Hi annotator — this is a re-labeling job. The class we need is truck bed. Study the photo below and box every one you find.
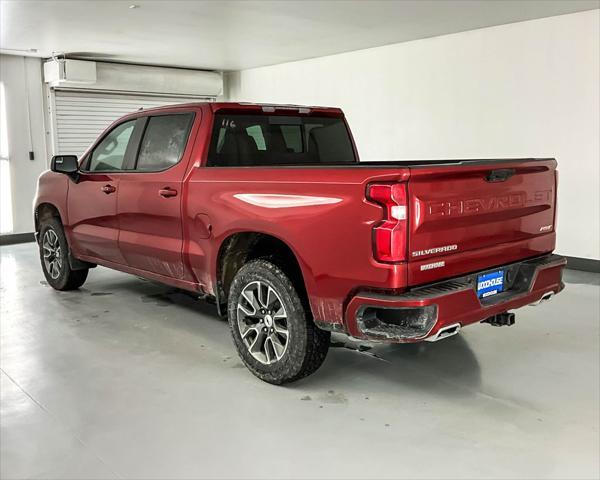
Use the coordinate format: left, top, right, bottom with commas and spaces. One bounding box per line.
207, 158, 553, 168
358, 157, 553, 167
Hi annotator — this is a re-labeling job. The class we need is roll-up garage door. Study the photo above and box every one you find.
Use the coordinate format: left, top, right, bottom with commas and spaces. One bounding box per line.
54, 90, 209, 156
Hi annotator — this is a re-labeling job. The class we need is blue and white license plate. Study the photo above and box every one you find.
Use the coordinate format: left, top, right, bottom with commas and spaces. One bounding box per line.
477, 270, 505, 298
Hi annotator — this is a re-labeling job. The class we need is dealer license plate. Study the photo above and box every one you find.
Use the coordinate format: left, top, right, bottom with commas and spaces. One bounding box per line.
477, 270, 505, 298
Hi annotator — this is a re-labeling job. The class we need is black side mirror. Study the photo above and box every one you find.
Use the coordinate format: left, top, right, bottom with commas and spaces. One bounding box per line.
50, 155, 79, 175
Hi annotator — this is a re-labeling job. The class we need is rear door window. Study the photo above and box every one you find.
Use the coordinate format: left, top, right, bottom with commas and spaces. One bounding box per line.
135, 113, 194, 172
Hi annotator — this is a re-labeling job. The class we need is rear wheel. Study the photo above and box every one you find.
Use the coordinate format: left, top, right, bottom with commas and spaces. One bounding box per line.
39, 217, 88, 291
228, 259, 330, 384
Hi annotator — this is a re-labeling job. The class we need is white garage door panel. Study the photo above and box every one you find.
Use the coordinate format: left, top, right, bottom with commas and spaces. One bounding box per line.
54, 91, 210, 156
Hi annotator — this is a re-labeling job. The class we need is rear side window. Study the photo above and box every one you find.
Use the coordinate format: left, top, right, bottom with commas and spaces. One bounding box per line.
136, 114, 194, 171
88, 120, 136, 172
207, 113, 356, 166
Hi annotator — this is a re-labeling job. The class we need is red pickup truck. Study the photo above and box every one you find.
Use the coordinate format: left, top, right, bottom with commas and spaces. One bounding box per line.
34, 102, 566, 384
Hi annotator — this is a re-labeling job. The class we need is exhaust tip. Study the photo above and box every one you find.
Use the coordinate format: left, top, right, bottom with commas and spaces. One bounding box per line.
529, 290, 555, 307
425, 323, 461, 342
542, 292, 554, 302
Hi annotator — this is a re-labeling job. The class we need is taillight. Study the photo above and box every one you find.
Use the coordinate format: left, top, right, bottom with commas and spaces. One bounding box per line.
367, 182, 408, 263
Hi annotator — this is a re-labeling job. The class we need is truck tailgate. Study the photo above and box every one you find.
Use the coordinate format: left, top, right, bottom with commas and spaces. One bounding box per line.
407, 159, 557, 286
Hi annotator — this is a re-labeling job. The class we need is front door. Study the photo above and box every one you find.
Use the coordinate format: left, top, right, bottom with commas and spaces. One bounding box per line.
67, 119, 138, 265
117, 112, 196, 279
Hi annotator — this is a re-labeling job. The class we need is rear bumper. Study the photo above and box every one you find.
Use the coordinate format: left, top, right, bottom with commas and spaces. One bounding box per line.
345, 254, 566, 343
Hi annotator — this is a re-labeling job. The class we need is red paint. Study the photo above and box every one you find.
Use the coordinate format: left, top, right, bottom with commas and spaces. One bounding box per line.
346, 256, 566, 341
35, 102, 565, 342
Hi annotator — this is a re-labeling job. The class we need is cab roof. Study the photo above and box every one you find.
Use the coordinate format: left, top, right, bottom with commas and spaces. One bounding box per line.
131, 101, 343, 116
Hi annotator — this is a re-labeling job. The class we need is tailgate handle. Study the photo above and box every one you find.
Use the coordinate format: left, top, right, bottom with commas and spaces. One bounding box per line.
486, 168, 515, 182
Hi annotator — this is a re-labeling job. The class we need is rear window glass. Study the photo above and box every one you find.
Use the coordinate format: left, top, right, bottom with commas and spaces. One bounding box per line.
136, 114, 193, 171
207, 113, 356, 166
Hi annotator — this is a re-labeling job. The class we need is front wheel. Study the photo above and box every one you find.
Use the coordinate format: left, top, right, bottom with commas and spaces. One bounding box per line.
228, 259, 330, 384
39, 217, 88, 291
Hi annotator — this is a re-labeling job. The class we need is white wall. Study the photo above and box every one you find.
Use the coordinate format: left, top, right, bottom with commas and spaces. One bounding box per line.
227, 10, 600, 260
0, 55, 48, 234
0, 57, 222, 235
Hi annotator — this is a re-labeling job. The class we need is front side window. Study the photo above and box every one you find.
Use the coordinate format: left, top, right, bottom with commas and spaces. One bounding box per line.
207, 113, 356, 167
88, 120, 136, 172
135, 114, 193, 172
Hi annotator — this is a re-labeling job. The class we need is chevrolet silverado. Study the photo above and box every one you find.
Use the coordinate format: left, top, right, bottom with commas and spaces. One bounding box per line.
34, 102, 566, 383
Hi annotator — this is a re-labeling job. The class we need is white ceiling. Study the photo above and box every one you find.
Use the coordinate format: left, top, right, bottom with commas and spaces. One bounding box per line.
1, 0, 598, 71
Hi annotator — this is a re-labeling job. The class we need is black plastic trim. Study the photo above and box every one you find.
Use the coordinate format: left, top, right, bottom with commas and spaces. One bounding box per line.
0, 233, 36, 245
358, 254, 566, 304
564, 256, 600, 273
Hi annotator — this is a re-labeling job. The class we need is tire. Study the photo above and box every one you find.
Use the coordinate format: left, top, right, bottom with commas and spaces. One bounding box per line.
228, 259, 330, 384
38, 217, 88, 291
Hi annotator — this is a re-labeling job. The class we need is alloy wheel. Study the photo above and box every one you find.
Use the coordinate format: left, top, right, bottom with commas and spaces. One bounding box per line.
237, 280, 289, 365
42, 229, 62, 280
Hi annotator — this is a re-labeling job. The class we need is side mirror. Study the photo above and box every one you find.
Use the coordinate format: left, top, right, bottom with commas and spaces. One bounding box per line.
50, 155, 79, 175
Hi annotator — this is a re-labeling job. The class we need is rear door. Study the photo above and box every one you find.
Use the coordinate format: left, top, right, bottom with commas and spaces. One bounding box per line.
407, 159, 557, 285
117, 112, 196, 279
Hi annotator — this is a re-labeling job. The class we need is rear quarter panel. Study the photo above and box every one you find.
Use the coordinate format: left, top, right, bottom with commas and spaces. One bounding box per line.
183, 166, 410, 325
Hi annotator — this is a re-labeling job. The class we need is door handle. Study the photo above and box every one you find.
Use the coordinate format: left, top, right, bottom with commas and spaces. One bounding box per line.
159, 187, 178, 198
101, 184, 116, 194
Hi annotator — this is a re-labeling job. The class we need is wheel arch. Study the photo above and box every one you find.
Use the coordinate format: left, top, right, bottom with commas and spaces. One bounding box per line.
215, 231, 311, 316
35, 203, 64, 235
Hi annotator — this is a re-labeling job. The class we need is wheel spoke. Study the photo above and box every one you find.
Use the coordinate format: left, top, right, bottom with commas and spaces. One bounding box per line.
243, 288, 262, 315
273, 322, 288, 337
240, 320, 261, 339
264, 338, 273, 363
238, 302, 255, 317
249, 329, 266, 355
272, 304, 286, 319
240, 326, 256, 339
257, 282, 269, 308
266, 286, 277, 309
269, 334, 286, 359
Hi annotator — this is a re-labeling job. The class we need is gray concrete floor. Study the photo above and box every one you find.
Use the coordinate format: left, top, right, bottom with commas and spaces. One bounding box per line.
1, 243, 598, 480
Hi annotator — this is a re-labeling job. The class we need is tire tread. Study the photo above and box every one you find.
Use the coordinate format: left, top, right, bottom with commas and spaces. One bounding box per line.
39, 217, 88, 291
228, 259, 329, 384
